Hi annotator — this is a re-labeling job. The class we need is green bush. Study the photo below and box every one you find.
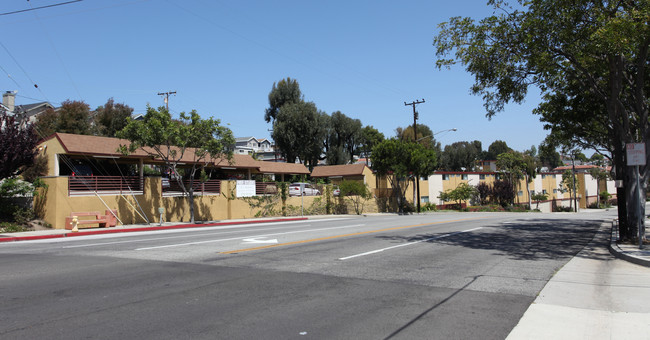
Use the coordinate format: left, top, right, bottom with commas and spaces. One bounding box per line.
0, 222, 29, 233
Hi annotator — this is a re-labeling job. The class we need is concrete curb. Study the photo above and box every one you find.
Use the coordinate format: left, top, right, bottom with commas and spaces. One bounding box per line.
0, 217, 308, 243
608, 223, 650, 268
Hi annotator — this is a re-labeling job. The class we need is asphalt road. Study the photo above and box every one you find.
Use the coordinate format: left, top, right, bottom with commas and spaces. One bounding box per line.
0, 210, 616, 339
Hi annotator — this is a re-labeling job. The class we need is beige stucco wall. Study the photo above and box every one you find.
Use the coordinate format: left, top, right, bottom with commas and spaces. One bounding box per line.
39, 177, 325, 229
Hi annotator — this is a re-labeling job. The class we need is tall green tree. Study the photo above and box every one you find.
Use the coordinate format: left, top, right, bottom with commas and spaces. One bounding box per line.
372, 139, 437, 213
272, 101, 325, 170
94, 98, 134, 137
434, 0, 650, 240
440, 140, 482, 171
484, 140, 512, 161
117, 106, 234, 224
359, 125, 385, 165
325, 111, 362, 165
264, 77, 302, 123
538, 137, 563, 170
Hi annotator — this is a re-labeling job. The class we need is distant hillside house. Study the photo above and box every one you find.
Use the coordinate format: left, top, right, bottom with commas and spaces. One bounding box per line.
234, 136, 277, 161
2, 91, 55, 123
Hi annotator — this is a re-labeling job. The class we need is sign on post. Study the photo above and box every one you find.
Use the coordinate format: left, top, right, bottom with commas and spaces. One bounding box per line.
626, 143, 646, 166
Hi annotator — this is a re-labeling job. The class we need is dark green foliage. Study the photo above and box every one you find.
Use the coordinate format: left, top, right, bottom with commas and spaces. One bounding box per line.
359, 125, 385, 165
324, 111, 362, 165
440, 140, 482, 171
94, 98, 134, 137
484, 140, 511, 161
271, 101, 325, 170
265, 77, 302, 123
35, 100, 92, 136
0, 111, 37, 179
22, 154, 48, 183
491, 180, 515, 207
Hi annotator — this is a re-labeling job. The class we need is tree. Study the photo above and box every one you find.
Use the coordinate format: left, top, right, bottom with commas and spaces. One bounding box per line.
338, 180, 372, 215
359, 125, 385, 166
272, 101, 325, 170
438, 182, 476, 208
588, 166, 610, 209
484, 140, 512, 160
0, 111, 38, 179
433, 0, 649, 241
492, 180, 515, 207
439, 140, 482, 171
117, 106, 234, 224
538, 137, 563, 170
559, 169, 580, 212
531, 192, 548, 210
497, 151, 525, 200
35, 100, 92, 136
325, 111, 362, 165
475, 182, 491, 206
372, 139, 437, 213
264, 77, 302, 123
94, 98, 134, 137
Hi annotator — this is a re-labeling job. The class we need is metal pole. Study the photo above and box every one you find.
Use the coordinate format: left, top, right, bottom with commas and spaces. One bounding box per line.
572, 154, 578, 212
637, 165, 643, 249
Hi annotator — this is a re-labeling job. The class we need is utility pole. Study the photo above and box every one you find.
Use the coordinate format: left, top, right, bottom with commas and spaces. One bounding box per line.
405, 99, 425, 213
157, 91, 176, 111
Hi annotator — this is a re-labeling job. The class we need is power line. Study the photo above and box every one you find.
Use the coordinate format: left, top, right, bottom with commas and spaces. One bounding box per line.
0, 0, 83, 16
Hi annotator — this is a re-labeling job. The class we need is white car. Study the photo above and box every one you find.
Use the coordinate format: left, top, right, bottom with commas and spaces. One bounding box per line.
289, 183, 321, 196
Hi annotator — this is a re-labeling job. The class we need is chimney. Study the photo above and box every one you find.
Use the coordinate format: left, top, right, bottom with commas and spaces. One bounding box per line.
3, 91, 16, 112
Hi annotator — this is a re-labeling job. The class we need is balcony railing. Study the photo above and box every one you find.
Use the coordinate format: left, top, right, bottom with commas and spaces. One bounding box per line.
68, 176, 143, 196
256, 182, 278, 195
162, 179, 221, 196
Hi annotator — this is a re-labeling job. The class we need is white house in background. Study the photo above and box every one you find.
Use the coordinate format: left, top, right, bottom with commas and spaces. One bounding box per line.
234, 137, 277, 161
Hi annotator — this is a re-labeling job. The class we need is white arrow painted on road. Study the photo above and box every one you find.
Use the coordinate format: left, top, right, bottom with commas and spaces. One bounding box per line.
242, 237, 278, 244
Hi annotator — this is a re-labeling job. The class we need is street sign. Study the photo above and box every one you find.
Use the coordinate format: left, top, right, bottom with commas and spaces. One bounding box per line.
626, 143, 646, 166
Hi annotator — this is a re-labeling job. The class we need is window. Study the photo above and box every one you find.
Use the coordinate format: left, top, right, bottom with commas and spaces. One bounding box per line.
461, 174, 468, 180
553, 189, 557, 193
479, 174, 485, 180
421, 196, 429, 203
442, 174, 449, 180
542, 189, 547, 194
518, 191, 524, 196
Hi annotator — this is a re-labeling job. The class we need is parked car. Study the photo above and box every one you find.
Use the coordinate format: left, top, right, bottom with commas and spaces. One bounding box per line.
289, 182, 321, 196
333, 186, 340, 196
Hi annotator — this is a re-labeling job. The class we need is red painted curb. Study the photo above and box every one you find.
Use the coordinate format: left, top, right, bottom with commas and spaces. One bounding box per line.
0, 217, 308, 242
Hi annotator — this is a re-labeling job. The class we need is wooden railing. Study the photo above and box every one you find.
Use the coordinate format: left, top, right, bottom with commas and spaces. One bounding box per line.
68, 176, 143, 196
256, 182, 278, 195
162, 179, 221, 196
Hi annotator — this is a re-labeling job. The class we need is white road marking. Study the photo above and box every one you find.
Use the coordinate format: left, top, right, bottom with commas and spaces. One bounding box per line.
135, 224, 366, 251
242, 237, 278, 244
338, 227, 483, 260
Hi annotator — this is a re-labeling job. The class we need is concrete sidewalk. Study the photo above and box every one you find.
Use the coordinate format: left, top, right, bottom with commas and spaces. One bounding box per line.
507, 223, 650, 340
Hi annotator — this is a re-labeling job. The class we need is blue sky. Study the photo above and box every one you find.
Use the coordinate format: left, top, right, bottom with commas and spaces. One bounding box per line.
1, 0, 548, 152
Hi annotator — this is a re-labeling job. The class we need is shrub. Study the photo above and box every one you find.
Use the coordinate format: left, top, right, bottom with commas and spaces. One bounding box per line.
339, 180, 372, 215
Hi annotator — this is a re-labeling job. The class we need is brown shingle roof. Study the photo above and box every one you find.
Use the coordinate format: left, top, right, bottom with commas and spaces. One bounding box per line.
49, 133, 260, 169
257, 161, 310, 175
311, 163, 368, 178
